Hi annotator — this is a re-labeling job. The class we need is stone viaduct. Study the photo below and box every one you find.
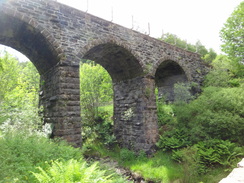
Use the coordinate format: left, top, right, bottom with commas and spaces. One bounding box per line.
0, 0, 207, 152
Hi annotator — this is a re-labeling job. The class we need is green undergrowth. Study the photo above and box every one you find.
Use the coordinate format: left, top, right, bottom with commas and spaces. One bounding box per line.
82, 143, 243, 183
0, 130, 127, 183
83, 143, 183, 182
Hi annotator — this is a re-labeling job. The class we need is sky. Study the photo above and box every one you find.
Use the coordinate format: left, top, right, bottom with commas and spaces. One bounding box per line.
0, 0, 242, 62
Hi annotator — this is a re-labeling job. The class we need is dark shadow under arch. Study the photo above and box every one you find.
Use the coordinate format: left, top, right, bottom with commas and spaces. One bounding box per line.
155, 60, 188, 102
0, 12, 60, 74
82, 43, 144, 82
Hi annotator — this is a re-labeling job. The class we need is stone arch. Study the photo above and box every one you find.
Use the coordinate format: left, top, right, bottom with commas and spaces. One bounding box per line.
79, 39, 158, 152
80, 38, 144, 82
0, 7, 83, 147
155, 56, 190, 102
0, 8, 63, 74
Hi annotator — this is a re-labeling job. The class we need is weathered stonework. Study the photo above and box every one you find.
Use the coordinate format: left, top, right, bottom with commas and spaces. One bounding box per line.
0, 0, 208, 152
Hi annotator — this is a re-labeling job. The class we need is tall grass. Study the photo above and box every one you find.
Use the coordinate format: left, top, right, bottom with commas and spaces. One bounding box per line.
83, 144, 183, 182
0, 129, 126, 183
83, 143, 240, 183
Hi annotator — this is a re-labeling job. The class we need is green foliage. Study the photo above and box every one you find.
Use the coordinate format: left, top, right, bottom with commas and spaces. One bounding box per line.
0, 129, 82, 182
0, 51, 40, 126
161, 33, 217, 62
80, 62, 115, 146
119, 148, 136, 161
205, 55, 237, 87
203, 48, 217, 63
196, 140, 243, 167
156, 128, 191, 151
173, 82, 193, 103
88, 144, 183, 183
82, 105, 116, 147
80, 62, 113, 123
173, 86, 244, 144
172, 140, 243, 175
220, 1, 244, 76
117, 149, 183, 182
33, 159, 123, 183
157, 98, 176, 127
0, 57, 3, 70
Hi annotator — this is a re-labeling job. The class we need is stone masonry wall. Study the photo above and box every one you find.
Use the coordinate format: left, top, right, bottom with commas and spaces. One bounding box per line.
39, 64, 81, 147
113, 76, 158, 153
0, 0, 208, 152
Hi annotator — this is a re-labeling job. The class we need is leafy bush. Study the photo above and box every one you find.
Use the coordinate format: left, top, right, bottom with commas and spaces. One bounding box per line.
80, 62, 115, 147
80, 62, 113, 125
33, 159, 125, 183
174, 82, 193, 103
82, 108, 117, 147
0, 129, 82, 182
157, 98, 176, 128
156, 128, 191, 151
172, 140, 243, 175
120, 148, 136, 161
204, 55, 244, 87
173, 86, 244, 145
0, 52, 40, 126
196, 139, 243, 167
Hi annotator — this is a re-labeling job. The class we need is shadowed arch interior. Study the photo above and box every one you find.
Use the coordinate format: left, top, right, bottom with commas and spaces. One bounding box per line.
155, 60, 188, 101
83, 43, 144, 82
0, 13, 59, 74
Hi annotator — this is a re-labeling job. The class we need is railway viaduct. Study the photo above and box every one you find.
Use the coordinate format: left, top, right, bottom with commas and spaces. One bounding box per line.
0, 0, 207, 152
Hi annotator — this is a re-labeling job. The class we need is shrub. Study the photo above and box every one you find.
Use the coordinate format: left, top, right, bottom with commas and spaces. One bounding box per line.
120, 148, 136, 161
172, 140, 243, 175
174, 82, 193, 103
82, 108, 117, 147
33, 159, 125, 183
157, 99, 176, 127
0, 129, 81, 182
196, 139, 243, 167
173, 86, 244, 145
156, 128, 191, 151
80, 62, 113, 127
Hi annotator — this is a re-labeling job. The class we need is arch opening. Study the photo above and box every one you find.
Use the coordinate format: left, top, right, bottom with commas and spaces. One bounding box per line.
155, 60, 188, 102
0, 46, 41, 130
83, 43, 144, 82
79, 61, 114, 145
0, 12, 83, 146
0, 13, 60, 74
82, 43, 150, 150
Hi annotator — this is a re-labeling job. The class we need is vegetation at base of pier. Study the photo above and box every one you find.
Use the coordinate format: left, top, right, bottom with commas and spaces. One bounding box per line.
0, 129, 126, 183
0, 1, 243, 182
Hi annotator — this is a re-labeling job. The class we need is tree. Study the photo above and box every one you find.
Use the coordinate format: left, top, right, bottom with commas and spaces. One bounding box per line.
203, 48, 217, 63
220, 2, 244, 76
0, 51, 40, 126
204, 55, 232, 87
161, 33, 190, 50
0, 58, 2, 71
79, 62, 113, 123
79, 62, 114, 144
195, 40, 208, 57
161, 33, 216, 61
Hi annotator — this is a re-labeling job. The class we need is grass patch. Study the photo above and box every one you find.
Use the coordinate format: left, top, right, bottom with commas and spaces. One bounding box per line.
83, 143, 183, 182
83, 143, 241, 183
0, 130, 127, 183
98, 104, 113, 113
129, 152, 183, 182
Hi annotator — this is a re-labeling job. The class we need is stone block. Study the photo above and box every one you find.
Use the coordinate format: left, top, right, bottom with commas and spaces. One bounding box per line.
1, 0, 207, 151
